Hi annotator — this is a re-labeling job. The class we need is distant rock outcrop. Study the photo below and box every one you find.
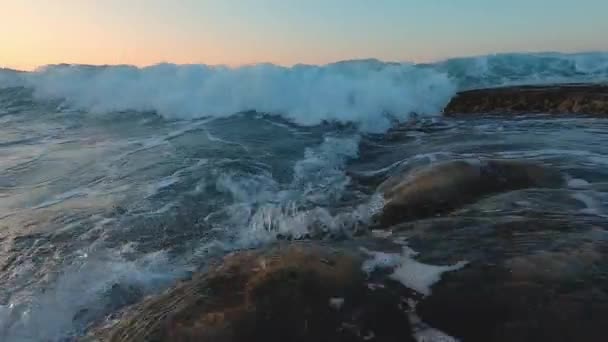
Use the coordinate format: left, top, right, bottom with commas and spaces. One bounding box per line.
444, 84, 608, 116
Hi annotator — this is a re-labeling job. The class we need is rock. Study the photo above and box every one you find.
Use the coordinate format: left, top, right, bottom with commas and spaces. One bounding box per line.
385, 214, 608, 342
417, 258, 608, 342
88, 243, 416, 342
376, 159, 563, 227
387, 214, 608, 268
444, 84, 608, 116
504, 242, 603, 282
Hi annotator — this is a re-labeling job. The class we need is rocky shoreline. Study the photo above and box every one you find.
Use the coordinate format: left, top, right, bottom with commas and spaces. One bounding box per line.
85, 85, 608, 341
444, 83, 608, 116
87, 159, 608, 342
87, 243, 422, 342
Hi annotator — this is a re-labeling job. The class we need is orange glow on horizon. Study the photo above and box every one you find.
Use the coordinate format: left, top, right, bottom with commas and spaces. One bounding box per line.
0, 1, 438, 71
2, 1, 606, 71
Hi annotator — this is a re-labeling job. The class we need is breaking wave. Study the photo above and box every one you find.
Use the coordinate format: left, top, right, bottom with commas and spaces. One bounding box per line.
1, 52, 606, 132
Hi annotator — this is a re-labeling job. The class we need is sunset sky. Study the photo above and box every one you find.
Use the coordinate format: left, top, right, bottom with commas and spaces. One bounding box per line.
2, 0, 607, 70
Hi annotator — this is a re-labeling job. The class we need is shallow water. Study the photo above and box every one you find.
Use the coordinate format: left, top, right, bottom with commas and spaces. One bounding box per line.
1, 53, 608, 341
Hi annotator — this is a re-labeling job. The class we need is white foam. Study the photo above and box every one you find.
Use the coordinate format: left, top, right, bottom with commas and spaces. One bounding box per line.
413, 324, 459, 342
147, 175, 179, 195
0, 61, 456, 132
409, 304, 460, 342
436, 51, 608, 89
0, 249, 187, 342
329, 297, 345, 310
145, 158, 210, 198
210, 135, 380, 246
371, 229, 393, 238
203, 128, 250, 151
31, 188, 87, 209
291, 135, 360, 202
147, 201, 178, 215
572, 192, 603, 216
2, 52, 608, 131
568, 178, 591, 189
235, 197, 380, 245
0, 62, 455, 133
362, 246, 467, 296
391, 258, 468, 296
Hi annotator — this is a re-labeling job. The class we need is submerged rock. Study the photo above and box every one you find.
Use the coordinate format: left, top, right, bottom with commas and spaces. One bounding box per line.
88, 243, 417, 342
376, 159, 564, 227
444, 83, 608, 116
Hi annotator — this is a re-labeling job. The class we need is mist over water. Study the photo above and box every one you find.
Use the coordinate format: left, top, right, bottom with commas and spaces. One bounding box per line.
0, 52, 608, 341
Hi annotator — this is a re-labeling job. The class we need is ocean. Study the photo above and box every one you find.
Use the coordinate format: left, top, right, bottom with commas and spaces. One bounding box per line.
1, 52, 608, 341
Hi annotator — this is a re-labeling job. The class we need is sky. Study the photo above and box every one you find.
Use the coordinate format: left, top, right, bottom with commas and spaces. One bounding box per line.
1, 0, 607, 70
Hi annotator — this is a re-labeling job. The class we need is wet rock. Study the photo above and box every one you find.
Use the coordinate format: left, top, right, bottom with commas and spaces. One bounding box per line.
383, 215, 608, 283
88, 243, 416, 342
444, 83, 608, 116
395, 214, 608, 342
504, 242, 603, 282
417, 255, 608, 342
383, 215, 607, 342
376, 159, 564, 227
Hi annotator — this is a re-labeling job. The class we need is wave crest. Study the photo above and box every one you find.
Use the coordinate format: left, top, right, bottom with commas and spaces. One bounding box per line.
1, 52, 607, 132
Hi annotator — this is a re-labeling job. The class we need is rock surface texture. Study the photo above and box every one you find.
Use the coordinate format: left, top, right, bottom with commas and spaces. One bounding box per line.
376, 159, 564, 227
87, 244, 417, 342
444, 84, 608, 116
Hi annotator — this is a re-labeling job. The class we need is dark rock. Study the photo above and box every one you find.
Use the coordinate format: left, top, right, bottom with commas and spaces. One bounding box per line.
444, 83, 608, 116
375, 159, 564, 227
88, 243, 415, 342
391, 214, 608, 342
417, 255, 608, 342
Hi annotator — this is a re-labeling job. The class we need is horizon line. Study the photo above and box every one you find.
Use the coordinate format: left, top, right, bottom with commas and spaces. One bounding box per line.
2, 49, 607, 73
